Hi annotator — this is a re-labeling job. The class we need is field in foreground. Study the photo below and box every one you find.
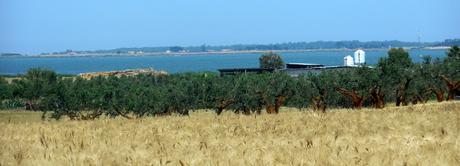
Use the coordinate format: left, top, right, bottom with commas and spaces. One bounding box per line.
0, 102, 459, 165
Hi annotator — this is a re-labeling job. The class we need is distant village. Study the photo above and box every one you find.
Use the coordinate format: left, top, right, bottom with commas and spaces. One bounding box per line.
1, 39, 458, 57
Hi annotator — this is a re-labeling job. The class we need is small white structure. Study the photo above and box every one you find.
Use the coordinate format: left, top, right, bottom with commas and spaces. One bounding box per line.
354, 49, 365, 65
344, 55, 354, 66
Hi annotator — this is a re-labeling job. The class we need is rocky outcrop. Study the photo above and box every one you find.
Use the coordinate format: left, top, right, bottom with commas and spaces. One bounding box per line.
78, 68, 167, 79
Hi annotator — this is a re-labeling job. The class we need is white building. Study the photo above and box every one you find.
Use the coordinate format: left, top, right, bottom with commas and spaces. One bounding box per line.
344, 55, 354, 66
354, 49, 365, 65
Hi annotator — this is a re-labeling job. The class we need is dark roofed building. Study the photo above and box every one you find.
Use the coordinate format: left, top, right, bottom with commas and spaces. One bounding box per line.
286, 63, 324, 69
218, 68, 275, 76
218, 62, 369, 77
280, 65, 361, 77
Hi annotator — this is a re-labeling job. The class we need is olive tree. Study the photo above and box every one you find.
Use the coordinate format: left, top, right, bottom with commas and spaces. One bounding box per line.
209, 75, 238, 115
440, 46, 460, 100
305, 71, 339, 112
333, 67, 378, 109
0, 77, 13, 109
378, 48, 414, 106
409, 56, 444, 103
0, 77, 9, 100
255, 72, 295, 114
230, 73, 261, 115
16, 68, 58, 111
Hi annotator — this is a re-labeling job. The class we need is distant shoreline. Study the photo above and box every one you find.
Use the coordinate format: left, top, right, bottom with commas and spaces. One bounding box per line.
0, 46, 449, 58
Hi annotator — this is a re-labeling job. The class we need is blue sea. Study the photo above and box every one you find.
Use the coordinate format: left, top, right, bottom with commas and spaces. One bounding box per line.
0, 49, 448, 75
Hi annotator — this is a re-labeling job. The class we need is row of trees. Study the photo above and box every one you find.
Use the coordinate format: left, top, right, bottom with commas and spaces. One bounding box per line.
0, 47, 459, 120
103, 39, 460, 53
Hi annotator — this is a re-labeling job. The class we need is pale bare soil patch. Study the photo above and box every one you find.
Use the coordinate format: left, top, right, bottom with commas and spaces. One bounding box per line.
0, 102, 459, 165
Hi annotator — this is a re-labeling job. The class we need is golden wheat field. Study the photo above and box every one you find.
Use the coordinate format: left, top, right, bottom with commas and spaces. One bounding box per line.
0, 102, 459, 166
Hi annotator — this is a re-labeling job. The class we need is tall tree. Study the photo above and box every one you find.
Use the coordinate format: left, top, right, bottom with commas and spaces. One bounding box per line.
440, 46, 460, 100
447, 45, 460, 59
210, 75, 237, 115
286, 75, 315, 110
253, 73, 294, 114
334, 67, 378, 109
18, 68, 58, 110
0, 77, 11, 102
306, 71, 338, 112
259, 52, 285, 69
378, 48, 414, 106
409, 56, 446, 103
231, 74, 260, 115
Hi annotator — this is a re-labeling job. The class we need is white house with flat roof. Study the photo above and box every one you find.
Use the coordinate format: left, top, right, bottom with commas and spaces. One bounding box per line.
354, 49, 365, 65
344, 55, 354, 66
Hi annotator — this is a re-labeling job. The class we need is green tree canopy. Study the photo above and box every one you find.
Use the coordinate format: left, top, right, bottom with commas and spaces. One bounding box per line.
447, 45, 460, 60
18, 68, 58, 110
259, 52, 284, 69
440, 46, 460, 100
378, 48, 414, 106
0, 77, 11, 101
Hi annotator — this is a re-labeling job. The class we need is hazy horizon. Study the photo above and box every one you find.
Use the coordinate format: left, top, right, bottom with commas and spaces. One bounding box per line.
1, 0, 459, 54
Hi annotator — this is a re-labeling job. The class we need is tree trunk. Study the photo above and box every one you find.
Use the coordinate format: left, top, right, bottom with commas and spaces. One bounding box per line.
312, 96, 326, 113
416, 95, 428, 104
370, 86, 385, 109
25, 101, 33, 110
249, 101, 263, 114
266, 104, 276, 114
260, 92, 277, 114
179, 109, 189, 116
234, 107, 251, 115
396, 79, 412, 106
80, 109, 103, 120
396, 95, 406, 106
242, 107, 251, 115
274, 95, 287, 113
114, 108, 134, 119
411, 98, 418, 105
429, 87, 444, 102
216, 99, 234, 115
440, 75, 460, 101
25, 100, 40, 111
447, 91, 457, 101
355, 98, 364, 109
411, 95, 425, 105
216, 107, 224, 115
336, 88, 365, 109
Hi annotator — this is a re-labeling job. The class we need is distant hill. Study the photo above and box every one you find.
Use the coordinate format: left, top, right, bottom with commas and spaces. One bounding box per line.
44, 39, 460, 55
1, 53, 23, 57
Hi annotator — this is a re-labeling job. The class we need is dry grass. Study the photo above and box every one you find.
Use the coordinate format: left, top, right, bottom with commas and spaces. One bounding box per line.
0, 102, 459, 165
0, 110, 44, 123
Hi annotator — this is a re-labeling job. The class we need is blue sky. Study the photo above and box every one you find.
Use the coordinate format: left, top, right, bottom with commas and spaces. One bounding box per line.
0, 0, 459, 54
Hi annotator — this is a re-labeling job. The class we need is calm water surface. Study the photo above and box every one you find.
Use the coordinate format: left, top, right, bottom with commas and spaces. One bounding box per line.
0, 49, 448, 75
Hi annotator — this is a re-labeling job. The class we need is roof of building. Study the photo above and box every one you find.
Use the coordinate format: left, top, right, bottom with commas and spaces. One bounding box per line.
218, 68, 276, 76
355, 49, 365, 53
218, 68, 275, 72
286, 63, 323, 66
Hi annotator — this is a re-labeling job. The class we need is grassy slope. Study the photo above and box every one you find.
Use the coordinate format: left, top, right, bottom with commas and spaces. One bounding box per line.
0, 101, 459, 165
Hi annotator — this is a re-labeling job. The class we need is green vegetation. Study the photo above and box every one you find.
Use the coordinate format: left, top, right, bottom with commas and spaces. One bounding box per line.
91, 39, 460, 54
0, 47, 459, 120
259, 52, 285, 69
